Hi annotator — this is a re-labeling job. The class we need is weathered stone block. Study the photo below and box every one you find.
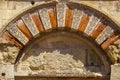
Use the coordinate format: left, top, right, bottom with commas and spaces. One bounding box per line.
84, 15, 100, 35
96, 26, 114, 44
111, 64, 120, 80
22, 14, 39, 36
39, 8, 52, 30
71, 8, 83, 29
56, 2, 66, 27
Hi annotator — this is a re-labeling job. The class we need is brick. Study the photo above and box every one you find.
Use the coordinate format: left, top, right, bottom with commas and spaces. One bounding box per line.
84, 14, 100, 35
16, 19, 33, 40
65, 7, 73, 28
3, 31, 23, 49
78, 10, 91, 32
71, 8, 83, 30
22, 14, 39, 36
101, 31, 120, 50
95, 26, 114, 45
48, 8, 57, 29
90, 20, 107, 39
31, 12, 44, 32
7, 24, 29, 45
0, 64, 14, 80
39, 8, 52, 30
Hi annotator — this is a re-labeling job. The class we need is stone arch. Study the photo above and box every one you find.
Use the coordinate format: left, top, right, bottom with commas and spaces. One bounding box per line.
0, 0, 120, 79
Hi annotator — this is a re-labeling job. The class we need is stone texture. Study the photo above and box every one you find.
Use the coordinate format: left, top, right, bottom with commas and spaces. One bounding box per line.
0, 1, 120, 80
31, 12, 44, 32
0, 45, 19, 64
101, 31, 120, 50
56, 2, 66, 27
39, 8, 52, 30
65, 7, 73, 28
111, 64, 120, 80
16, 19, 33, 39
22, 14, 39, 36
71, 8, 83, 29
90, 20, 106, 39
0, 1, 120, 29
17, 51, 103, 77
78, 10, 91, 32
7, 24, 29, 45
0, 64, 14, 80
95, 26, 114, 44
107, 39, 120, 63
48, 8, 57, 28
84, 15, 100, 35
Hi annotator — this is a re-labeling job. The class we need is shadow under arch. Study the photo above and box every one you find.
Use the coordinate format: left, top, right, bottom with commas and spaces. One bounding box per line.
15, 28, 111, 77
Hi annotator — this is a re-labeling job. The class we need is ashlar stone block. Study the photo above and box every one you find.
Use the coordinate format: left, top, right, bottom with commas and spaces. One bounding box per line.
111, 64, 120, 80
0, 64, 14, 80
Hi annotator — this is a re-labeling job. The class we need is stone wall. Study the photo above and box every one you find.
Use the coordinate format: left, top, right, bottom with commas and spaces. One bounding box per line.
0, 0, 120, 29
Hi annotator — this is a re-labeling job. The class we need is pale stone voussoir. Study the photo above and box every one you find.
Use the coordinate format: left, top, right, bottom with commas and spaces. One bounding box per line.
7, 24, 29, 45
56, 2, 66, 27
96, 26, 114, 45
39, 8, 52, 30
22, 14, 39, 36
71, 8, 83, 30
84, 14, 101, 35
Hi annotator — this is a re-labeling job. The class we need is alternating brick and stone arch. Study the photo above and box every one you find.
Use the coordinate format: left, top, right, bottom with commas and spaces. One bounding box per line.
0, 1, 120, 80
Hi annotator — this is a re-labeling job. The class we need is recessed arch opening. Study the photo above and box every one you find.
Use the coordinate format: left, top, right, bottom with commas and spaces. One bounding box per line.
14, 29, 111, 78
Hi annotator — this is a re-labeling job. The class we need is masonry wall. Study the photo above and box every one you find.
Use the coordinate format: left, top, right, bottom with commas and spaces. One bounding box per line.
0, 0, 120, 29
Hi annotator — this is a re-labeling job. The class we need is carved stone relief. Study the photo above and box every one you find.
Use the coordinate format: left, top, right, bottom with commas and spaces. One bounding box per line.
0, 40, 19, 64
107, 39, 120, 63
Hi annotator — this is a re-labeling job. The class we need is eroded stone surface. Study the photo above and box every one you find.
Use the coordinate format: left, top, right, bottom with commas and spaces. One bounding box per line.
16, 32, 107, 76
71, 8, 83, 29
107, 39, 120, 63
84, 15, 100, 35
17, 50, 103, 77
22, 14, 39, 36
7, 24, 29, 45
39, 8, 52, 30
96, 26, 114, 44
57, 2, 66, 27
0, 44, 19, 64
0, 64, 14, 80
